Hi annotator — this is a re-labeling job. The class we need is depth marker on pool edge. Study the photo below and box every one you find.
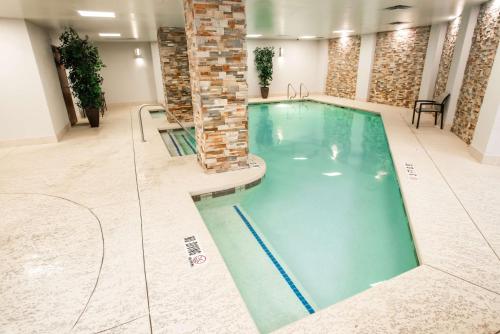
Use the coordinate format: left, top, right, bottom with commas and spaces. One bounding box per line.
233, 205, 315, 314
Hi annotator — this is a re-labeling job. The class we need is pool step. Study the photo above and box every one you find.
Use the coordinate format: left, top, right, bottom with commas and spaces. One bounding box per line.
199, 203, 316, 333
233, 205, 315, 315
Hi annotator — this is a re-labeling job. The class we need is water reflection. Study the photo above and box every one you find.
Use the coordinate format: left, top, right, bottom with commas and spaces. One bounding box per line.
254, 104, 275, 147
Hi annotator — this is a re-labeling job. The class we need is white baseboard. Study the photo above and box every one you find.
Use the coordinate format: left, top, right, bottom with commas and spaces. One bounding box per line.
469, 145, 500, 166
0, 123, 70, 148
0, 135, 58, 147
56, 123, 70, 141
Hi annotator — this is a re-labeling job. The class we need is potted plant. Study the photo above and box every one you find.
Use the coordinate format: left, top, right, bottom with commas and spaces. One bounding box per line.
59, 27, 105, 127
254, 47, 275, 99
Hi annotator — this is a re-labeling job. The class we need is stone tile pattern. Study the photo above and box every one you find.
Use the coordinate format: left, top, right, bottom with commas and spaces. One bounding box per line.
452, 0, 500, 144
325, 36, 361, 99
183, 0, 249, 173
434, 17, 462, 99
369, 26, 431, 108
157, 27, 193, 123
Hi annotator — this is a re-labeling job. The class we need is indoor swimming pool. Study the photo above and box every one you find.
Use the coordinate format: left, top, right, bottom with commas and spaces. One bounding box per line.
196, 101, 418, 333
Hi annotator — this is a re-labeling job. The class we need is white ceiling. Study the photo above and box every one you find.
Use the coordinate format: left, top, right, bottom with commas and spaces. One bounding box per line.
0, 0, 489, 41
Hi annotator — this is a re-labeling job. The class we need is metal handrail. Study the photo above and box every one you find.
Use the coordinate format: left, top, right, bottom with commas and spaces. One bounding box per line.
300, 83, 310, 98
287, 83, 297, 99
138, 104, 196, 143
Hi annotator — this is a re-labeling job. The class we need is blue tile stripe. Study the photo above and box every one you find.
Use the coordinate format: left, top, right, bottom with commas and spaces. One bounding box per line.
181, 134, 196, 154
233, 205, 315, 314
167, 132, 182, 156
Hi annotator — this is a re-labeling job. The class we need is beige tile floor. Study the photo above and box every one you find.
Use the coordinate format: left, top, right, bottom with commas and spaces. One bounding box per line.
0, 97, 499, 333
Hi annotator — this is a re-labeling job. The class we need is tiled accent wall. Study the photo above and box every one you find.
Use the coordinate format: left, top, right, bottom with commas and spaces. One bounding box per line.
183, 0, 249, 173
369, 26, 431, 108
325, 36, 361, 99
157, 27, 193, 123
452, 1, 500, 144
434, 17, 462, 99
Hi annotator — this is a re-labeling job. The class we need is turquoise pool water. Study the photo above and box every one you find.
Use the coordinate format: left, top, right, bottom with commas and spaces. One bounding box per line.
196, 101, 418, 333
149, 109, 166, 119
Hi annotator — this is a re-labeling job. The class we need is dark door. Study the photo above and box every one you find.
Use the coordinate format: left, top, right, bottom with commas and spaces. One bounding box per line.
51, 45, 78, 126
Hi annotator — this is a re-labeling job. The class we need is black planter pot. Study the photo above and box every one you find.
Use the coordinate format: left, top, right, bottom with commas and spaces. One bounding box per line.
260, 87, 269, 99
86, 108, 100, 128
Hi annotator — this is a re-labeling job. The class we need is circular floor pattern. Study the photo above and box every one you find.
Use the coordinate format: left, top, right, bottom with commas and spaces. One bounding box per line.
0, 193, 104, 333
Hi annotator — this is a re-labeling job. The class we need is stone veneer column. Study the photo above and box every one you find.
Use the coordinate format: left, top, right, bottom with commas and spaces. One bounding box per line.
157, 27, 193, 123
369, 26, 431, 108
325, 36, 361, 99
183, 0, 248, 173
471, 40, 500, 164
452, 0, 500, 144
433, 17, 462, 99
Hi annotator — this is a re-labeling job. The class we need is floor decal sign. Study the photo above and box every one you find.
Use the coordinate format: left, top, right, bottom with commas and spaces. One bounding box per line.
404, 162, 418, 180
184, 235, 207, 267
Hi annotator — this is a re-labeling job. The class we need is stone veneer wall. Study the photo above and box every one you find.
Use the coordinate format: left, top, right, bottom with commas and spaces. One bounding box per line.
369, 26, 431, 108
183, 0, 248, 173
325, 36, 361, 99
452, 0, 500, 144
434, 17, 462, 99
157, 27, 193, 122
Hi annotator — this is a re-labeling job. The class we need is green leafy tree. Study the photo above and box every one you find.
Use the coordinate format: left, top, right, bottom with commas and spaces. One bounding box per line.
254, 47, 275, 87
59, 27, 105, 110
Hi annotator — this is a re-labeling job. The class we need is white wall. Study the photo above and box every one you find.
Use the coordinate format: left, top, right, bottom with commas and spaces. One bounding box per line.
419, 23, 447, 99
317, 40, 329, 94
247, 39, 328, 97
96, 42, 157, 105
0, 19, 68, 144
356, 34, 376, 101
26, 21, 69, 136
150, 42, 166, 105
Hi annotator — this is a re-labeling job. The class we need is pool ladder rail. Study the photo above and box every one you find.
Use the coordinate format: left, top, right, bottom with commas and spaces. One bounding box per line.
287, 83, 297, 100
137, 104, 196, 143
300, 83, 310, 99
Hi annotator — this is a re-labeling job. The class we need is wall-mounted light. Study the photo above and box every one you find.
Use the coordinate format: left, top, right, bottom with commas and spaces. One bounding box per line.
134, 48, 143, 58
134, 48, 145, 66
279, 47, 284, 57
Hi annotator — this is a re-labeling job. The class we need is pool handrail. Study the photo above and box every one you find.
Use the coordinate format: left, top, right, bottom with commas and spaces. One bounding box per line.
300, 83, 310, 99
287, 83, 297, 99
137, 104, 196, 144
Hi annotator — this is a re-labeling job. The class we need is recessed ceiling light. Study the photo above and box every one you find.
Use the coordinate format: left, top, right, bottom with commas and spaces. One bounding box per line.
246, 34, 262, 38
78, 10, 116, 18
299, 36, 317, 39
99, 33, 121, 37
333, 30, 354, 34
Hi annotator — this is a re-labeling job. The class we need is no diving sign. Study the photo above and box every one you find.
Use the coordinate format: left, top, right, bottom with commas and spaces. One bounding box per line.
184, 235, 207, 267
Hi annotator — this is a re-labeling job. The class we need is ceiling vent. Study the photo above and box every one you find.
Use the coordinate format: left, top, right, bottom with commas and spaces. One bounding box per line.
384, 5, 412, 10
389, 21, 409, 25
